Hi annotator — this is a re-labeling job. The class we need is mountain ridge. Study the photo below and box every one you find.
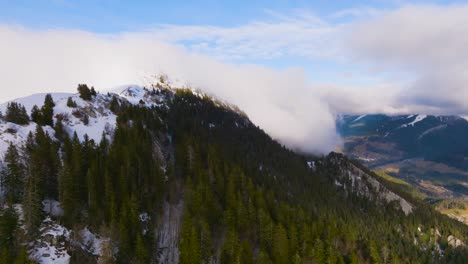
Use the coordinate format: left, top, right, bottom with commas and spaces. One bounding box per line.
0, 84, 466, 263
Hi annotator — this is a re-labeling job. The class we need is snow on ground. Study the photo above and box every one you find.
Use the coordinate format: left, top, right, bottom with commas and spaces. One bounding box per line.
52, 93, 118, 142
80, 227, 104, 256
352, 115, 366, 122
0, 93, 72, 114
29, 217, 71, 264
0, 84, 173, 161
0, 122, 55, 163
408, 114, 427, 126
116, 85, 169, 108
399, 114, 427, 128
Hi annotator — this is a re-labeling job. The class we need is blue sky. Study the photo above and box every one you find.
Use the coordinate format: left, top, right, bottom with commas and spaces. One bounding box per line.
1, 0, 460, 31
0, 1, 461, 74
0, 1, 393, 31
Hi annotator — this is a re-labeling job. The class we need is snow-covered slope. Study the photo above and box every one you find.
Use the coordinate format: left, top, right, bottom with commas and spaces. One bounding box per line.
0, 85, 171, 163
0, 93, 72, 114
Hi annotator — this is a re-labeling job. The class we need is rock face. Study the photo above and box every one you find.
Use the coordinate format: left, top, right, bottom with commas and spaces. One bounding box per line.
326, 153, 413, 215
156, 201, 184, 264
448, 235, 466, 248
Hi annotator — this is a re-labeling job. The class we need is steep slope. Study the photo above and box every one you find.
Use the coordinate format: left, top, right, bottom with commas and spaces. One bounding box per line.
0, 85, 467, 263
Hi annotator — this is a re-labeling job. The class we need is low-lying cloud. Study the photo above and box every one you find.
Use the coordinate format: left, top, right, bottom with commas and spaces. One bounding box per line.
0, 26, 340, 154
346, 4, 468, 116
1, 3, 468, 154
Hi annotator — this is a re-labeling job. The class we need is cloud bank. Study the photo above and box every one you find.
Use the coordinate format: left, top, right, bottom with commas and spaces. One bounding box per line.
1, 3, 468, 153
0, 25, 339, 154
346, 4, 468, 116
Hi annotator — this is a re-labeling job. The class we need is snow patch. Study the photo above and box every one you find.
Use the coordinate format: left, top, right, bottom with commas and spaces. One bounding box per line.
79, 227, 104, 256
29, 217, 71, 264
352, 115, 366, 123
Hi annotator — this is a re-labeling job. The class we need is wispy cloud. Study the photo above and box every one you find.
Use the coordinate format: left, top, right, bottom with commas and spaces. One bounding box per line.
147, 10, 342, 61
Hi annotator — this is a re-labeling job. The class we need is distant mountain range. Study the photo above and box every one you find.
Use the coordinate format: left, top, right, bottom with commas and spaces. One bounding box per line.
337, 114, 468, 198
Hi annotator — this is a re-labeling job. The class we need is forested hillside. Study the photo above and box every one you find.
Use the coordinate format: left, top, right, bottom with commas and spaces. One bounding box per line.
0, 84, 467, 263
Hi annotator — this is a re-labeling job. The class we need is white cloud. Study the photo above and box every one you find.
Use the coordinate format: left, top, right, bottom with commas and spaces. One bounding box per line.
0, 25, 340, 154
346, 4, 468, 115
1, 3, 468, 153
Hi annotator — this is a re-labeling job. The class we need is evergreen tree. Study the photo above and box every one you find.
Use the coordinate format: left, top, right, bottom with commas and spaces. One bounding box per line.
30, 105, 42, 124
369, 240, 382, 264
1, 143, 25, 203
5, 102, 29, 125
67, 97, 77, 108
40, 94, 55, 126
23, 169, 43, 234
77, 84, 93, 100
272, 224, 289, 264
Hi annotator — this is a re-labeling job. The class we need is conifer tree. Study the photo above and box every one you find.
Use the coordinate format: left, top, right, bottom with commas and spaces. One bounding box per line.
78, 84, 93, 101
23, 169, 43, 234
272, 224, 289, 264
5, 102, 29, 125
1, 143, 25, 203
40, 94, 55, 126
369, 240, 382, 264
67, 97, 77, 108
30, 105, 42, 124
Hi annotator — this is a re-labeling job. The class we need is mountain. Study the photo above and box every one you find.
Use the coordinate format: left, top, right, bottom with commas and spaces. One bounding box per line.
337, 114, 468, 197
0, 83, 467, 263
337, 114, 468, 225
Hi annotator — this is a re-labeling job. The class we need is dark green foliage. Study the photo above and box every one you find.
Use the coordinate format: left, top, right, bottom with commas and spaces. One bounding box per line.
83, 114, 89, 125
30, 105, 41, 124
5, 102, 29, 125
2, 89, 466, 263
41, 94, 55, 126
67, 97, 77, 108
0, 208, 33, 263
1, 143, 25, 204
77, 84, 93, 100
30, 94, 55, 126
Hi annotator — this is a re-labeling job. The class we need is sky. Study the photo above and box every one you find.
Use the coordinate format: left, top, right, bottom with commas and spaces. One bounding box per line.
0, 0, 467, 153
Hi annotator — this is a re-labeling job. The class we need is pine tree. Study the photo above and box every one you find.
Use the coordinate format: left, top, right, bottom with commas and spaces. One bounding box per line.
1, 143, 25, 203
272, 224, 289, 264
133, 234, 149, 264
5, 102, 29, 125
78, 84, 93, 100
240, 240, 254, 264
30, 105, 42, 124
83, 114, 89, 125
313, 239, 326, 264
67, 97, 77, 108
369, 240, 382, 264
54, 119, 66, 142
23, 170, 43, 234
40, 94, 55, 126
